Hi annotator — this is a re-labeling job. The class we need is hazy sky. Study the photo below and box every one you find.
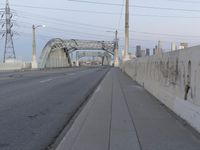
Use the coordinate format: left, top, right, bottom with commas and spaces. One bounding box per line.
0, 0, 200, 61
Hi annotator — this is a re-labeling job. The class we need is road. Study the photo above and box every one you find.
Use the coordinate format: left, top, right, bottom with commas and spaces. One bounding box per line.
0, 67, 109, 150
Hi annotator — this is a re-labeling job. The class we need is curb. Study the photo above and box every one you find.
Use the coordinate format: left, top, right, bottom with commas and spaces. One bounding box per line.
46, 67, 111, 150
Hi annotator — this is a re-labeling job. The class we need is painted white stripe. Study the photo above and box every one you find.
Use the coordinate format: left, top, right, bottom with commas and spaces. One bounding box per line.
68, 73, 75, 76
95, 85, 101, 94
40, 78, 52, 83
40, 72, 77, 83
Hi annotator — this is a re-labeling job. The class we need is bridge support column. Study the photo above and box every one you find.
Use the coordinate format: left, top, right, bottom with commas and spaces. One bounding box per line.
101, 56, 105, 66
114, 56, 119, 67
76, 60, 79, 67
76, 51, 79, 67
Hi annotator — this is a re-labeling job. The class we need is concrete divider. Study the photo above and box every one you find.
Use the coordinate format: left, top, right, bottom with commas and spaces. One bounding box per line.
0, 61, 31, 71
121, 45, 200, 133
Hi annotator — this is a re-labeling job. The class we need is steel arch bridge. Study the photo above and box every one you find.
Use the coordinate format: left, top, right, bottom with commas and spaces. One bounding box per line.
76, 51, 112, 66
39, 38, 115, 68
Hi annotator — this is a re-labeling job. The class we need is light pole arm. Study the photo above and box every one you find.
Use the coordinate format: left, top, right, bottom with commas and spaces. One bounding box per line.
34, 25, 46, 29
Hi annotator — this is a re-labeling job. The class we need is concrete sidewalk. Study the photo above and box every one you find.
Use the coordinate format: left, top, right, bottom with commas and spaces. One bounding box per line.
56, 68, 200, 150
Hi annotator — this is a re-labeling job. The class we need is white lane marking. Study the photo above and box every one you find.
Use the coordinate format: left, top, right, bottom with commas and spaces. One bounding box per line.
95, 85, 101, 93
40, 72, 75, 83
129, 85, 144, 90
39, 71, 83, 83
68, 73, 75, 76
81, 70, 87, 73
40, 78, 52, 83
52, 76, 63, 80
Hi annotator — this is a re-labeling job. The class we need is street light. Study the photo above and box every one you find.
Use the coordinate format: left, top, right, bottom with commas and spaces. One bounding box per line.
32, 24, 46, 69
106, 30, 119, 67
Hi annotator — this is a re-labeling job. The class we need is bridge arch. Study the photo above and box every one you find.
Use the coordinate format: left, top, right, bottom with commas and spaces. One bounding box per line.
75, 51, 112, 66
39, 38, 115, 68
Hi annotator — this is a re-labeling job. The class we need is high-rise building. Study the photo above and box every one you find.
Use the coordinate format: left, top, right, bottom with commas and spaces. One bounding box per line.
146, 48, 150, 56
171, 42, 177, 51
156, 40, 163, 55
153, 48, 155, 55
153, 45, 157, 55
179, 42, 188, 49
141, 50, 146, 57
135, 45, 142, 57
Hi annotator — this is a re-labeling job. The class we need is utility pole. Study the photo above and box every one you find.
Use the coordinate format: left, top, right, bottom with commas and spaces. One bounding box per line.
114, 30, 119, 67
123, 0, 129, 61
32, 25, 37, 69
32, 24, 45, 69
1, 0, 16, 63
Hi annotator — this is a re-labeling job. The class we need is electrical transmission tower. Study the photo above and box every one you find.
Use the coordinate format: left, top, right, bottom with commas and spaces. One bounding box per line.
0, 0, 16, 63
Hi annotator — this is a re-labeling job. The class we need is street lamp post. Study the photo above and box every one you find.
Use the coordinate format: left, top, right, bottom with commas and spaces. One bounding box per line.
32, 24, 45, 69
114, 30, 119, 67
123, 0, 129, 61
106, 30, 119, 67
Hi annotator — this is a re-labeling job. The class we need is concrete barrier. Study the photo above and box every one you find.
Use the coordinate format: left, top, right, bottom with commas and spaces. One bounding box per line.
0, 61, 31, 71
122, 45, 200, 133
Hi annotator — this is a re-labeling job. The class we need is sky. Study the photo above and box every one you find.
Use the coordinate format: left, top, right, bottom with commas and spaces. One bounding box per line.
0, 0, 200, 61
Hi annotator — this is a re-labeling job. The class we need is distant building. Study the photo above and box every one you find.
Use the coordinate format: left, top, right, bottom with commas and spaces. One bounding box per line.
171, 42, 177, 51
146, 48, 150, 56
128, 52, 136, 59
153, 45, 157, 55
179, 42, 188, 49
156, 40, 163, 55
153, 48, 155, 55
141, 50, 146, 57
135, 45, 142, 57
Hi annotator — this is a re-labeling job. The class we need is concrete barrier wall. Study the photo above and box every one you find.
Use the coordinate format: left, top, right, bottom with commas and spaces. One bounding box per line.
122, 45, 200, 132
0, 61, 31, 71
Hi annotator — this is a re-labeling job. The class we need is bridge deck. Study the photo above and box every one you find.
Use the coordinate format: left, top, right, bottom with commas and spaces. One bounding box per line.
56, 68, 200, 150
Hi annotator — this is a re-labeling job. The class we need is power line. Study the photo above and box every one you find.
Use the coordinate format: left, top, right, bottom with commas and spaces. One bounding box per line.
16, 9, 200, 38
16, 11, 200, 42
167, 0, 200, 3
133, 31, 200, 38
68, 0, 200, 12
5, 3, 200, 15
12, 24, 200, 48
17, 12, 200, 40
67, 0, 130, 6
21, 18, 198, 40
17, 11, 115, 30
134, 14, 200, 19
17, 9, 200, 32
20, 10, 200, 32
117, 0, 125, 29
20, 20, 192, 43
17, 20, 115, 41
9, 4, 125, 15
134, 5, 200, 12
6, 5, 200, 41
19, 21, 114, 39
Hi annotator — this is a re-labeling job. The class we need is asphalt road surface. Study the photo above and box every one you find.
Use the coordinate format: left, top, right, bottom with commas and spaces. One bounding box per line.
0, 67, 109, 150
